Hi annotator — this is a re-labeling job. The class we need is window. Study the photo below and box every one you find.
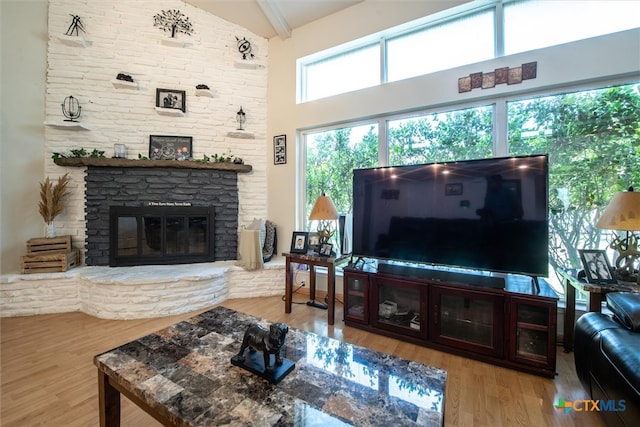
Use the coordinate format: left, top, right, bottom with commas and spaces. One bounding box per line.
298, 0, 639, 102
386, 11, 494, 83
507, 83, 640, 294
305, 124, 379, 222
300, 43, 380, 103
302, 82, 640, 298
504, 0, 640, 55
387, 105, 494, 166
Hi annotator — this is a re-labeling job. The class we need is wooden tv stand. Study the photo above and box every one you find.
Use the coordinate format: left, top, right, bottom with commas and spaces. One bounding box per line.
343, 260, 558, 378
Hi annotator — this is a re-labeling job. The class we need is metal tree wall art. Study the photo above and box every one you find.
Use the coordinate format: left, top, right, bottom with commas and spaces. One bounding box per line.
236, 36, 254, 60
153, 9, 193, 38
65, 14, 85, 36
61, 96, 82, 122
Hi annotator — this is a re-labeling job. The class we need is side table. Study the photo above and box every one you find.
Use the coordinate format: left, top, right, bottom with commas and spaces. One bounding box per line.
283, 252, 348, 325
558, 267, 640, 352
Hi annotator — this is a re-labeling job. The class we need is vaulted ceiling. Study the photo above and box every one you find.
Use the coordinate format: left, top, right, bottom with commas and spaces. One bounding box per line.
184, 0, 363, 39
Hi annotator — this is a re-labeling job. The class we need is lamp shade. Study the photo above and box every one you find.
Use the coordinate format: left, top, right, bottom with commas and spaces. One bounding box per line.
595, 189, 640, 231
309, 194, 339, 220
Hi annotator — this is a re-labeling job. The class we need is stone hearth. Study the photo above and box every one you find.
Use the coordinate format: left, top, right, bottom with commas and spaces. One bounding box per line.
0, 262, 286, 319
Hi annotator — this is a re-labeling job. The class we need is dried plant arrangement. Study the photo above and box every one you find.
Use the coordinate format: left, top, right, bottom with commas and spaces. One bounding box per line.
38, 173, 70, 225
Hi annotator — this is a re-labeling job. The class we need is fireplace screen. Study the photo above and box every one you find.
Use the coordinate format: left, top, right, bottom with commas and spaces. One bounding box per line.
110, 206, 215, 266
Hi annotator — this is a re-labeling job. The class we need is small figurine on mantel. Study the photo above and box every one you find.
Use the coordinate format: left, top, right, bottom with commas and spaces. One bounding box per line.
231, 322, 295, 384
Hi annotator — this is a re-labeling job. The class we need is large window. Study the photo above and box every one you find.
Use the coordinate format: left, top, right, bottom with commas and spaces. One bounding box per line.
303, 82, 640, 296
508, 84, 640, 282
298, 0, 639, 103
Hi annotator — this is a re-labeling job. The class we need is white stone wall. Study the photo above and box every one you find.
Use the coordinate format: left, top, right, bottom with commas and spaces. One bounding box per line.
44, 0, 268, 250
0, 262, 287, 319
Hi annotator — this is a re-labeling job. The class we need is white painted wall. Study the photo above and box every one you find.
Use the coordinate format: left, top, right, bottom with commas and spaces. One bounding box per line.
1, 0, 48, 274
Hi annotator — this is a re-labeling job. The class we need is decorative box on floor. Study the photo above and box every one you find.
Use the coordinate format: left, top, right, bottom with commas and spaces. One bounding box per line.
21, 236, 79, 274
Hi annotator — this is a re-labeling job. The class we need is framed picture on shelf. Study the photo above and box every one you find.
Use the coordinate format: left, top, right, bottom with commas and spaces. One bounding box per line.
156, 88, 186, 112
290, 231, 309, 254
319, 243, 333, 257
274, 134, 286, 165
579, 249, 617, 284
149, 135, 192, 160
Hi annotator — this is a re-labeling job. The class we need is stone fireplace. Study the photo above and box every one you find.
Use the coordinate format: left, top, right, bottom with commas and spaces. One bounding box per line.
57, 158, 252, 266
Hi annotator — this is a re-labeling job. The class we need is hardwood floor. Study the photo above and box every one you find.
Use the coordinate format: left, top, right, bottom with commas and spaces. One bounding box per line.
1, 295, 605, 427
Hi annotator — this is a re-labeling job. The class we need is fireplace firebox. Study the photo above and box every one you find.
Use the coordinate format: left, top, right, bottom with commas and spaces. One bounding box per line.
109, 206, 215, 267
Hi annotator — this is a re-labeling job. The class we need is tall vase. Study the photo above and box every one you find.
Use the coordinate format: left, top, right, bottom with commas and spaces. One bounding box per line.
45, 223, 57, 238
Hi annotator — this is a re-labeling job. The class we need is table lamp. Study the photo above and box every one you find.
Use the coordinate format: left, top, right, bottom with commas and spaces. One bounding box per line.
308, 193, 339, 252
595, 187, 640, 283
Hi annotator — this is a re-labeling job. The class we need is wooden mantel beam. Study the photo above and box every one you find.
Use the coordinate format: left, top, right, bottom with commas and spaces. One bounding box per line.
53, 157, 252, 173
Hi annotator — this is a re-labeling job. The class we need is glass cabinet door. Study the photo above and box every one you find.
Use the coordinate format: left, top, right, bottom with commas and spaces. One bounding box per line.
343, 272, 368, 324
430, 285, 504, 357
372, 277, 425, 338
509, 297, 556, 369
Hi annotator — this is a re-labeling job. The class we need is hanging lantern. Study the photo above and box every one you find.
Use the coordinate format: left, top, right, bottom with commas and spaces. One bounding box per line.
61, 95, 82, 122
236, 106, 246, 130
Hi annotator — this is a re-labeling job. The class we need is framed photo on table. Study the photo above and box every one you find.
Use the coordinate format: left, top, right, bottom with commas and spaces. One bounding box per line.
308, 232, 320, 252
579, 249, 617, 284
319, 243, 333, 257
290, 231, 309, 254
274, 135, 286, 165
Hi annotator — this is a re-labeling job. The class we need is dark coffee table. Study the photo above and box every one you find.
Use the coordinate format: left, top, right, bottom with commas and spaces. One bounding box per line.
94, 306, 446, 426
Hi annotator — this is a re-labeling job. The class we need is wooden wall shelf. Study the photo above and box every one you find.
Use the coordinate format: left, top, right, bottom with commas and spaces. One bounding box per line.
53, 157, 252, 172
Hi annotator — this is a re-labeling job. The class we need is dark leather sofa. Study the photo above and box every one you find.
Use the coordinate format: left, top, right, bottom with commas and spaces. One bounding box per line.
574, 292, 640, 427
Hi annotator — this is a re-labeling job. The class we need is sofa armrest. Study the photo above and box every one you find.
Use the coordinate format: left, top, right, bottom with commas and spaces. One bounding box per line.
574, 313, 622, 392
607, 292, 640, 332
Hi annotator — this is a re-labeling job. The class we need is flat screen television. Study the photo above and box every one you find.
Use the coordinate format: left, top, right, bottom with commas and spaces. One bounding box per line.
352, 155, 549, 278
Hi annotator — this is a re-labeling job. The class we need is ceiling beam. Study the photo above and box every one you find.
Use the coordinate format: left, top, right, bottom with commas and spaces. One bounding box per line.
256, 0, 292, 39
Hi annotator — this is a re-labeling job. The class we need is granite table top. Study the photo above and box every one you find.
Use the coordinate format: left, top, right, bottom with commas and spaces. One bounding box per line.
94, 306, 447, 426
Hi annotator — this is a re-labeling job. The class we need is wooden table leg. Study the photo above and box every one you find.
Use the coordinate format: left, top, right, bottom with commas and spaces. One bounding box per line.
98, 370, 121, 427
327, 264, 335, 325
309, 265, 316, 302
563, 278, 576, 353
285, 256, 292, 313
589, 293, 605, 312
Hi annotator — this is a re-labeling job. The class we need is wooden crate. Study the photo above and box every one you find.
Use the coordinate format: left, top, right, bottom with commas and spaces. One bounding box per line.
26, 235, 72, 255
20, 250, 79, 274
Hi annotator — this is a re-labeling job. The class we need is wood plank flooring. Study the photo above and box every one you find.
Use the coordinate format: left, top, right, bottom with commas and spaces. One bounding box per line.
1, 295, 605, 426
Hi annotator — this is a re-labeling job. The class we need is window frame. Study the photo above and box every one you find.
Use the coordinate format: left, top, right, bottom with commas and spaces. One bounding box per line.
297, 0, 638, 103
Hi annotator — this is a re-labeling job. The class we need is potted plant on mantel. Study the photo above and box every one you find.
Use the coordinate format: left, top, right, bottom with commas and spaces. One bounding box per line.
38, 173, 70, 238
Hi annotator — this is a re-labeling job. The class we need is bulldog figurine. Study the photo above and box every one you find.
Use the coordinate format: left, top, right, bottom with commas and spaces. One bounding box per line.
232, 322, 289, 371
